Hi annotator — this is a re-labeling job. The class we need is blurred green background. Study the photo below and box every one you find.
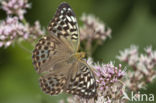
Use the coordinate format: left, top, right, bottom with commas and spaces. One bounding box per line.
0, 0, 156, 103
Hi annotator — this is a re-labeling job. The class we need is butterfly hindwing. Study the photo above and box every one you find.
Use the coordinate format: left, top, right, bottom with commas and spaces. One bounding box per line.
48, 2, 79, 52
65, 61, 96, 98
40, 73, 66, 95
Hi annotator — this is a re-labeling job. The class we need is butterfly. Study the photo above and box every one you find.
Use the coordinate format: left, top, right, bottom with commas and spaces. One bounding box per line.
32, 2, 96, 98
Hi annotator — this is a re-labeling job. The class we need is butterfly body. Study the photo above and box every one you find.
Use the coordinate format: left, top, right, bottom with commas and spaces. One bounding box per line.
32, 2, 96, 98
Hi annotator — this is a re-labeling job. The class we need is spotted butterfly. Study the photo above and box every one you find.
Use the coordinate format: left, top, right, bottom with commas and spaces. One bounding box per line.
32, 2, 96, 98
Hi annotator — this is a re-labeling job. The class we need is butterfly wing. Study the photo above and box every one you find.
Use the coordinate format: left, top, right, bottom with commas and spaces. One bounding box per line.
48, 2, 80, 52
65, 60, 97, 98
32, 34, 75, 95
40, 73, 66, 95
32, 34, 73, 74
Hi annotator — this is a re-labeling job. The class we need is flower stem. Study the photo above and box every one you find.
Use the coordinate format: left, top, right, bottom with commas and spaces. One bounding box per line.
21, 18, 27, 25
86, 37, 92, 57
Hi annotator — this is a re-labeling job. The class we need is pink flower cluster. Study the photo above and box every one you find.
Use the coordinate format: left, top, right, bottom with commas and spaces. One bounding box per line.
79, 14, 112, 56
94, 63, 125, 90
93, 62, 125, 102
80, 14, 111, 41
0, 17, 29, 47
0, 0, 44, 48
117, 45, 156, 91
28, 21, 45, 40
1, 0, 31, 19
0, 17, 44, 48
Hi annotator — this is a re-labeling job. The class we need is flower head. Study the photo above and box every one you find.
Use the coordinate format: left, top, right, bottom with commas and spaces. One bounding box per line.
117, 45, 138, 66
93, 61, 125, 102
1, 0, 31, 19
80, 14, 111, 42
0, 16, 44, 48
28, 21, 45, 40
117, 45, 156, 91
0, 16, 29, 47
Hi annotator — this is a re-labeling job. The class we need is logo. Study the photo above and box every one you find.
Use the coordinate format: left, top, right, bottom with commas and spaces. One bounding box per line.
122, 91, 154, 102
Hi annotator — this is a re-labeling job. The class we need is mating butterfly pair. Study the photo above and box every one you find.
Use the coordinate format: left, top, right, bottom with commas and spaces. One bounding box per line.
32, 2, 96, 98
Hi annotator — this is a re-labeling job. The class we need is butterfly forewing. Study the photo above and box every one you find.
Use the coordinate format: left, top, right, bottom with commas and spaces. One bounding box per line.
48, 3, 79, 52
32, 35, 72, 74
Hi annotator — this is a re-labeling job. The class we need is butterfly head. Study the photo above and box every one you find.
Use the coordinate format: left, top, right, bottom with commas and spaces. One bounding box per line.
74, 52, 85, 60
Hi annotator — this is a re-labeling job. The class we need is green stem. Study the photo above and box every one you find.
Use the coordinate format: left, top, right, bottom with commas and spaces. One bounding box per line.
21, 18, 27, 25
92, 41, 99, 55
86, 38, 92, 57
